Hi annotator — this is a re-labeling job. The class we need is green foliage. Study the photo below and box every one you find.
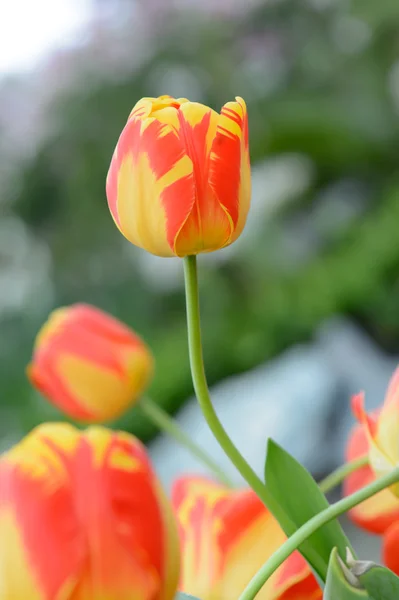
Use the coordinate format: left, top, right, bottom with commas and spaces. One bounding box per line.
264, 440, 354, 581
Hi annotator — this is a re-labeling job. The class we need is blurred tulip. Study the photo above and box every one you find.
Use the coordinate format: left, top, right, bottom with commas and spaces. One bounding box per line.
172, 476, 322, 600
106, 95, 251, 257
383, 520, 399, 576
352, 366, 399, 496
0, 423, 179, 600
344, 422, 399, 534
27, 303, 154, 423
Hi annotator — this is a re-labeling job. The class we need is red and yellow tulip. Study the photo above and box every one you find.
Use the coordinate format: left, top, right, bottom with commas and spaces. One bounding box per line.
345, 422, 399, 576
0, 423, 179, 600
352, 366, 399, 496
27, 304, 154, 423
172, 476, 322, 600
106, 95, 251, 257
344, 421, 399, 534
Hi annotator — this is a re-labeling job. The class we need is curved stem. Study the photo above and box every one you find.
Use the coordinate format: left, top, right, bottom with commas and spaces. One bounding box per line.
239, 464, 399, 600
138, 396, 233, 487
319, 455, 369, 494
183, 255, 286, 519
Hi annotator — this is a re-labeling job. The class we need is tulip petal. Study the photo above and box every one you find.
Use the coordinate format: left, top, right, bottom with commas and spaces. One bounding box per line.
270, 551, 323, 600
173, 103, 234, 256
107, 115, 195, 257
208, 96, 251, 244
344, 424, 399, 534
377, 367, 399, 464
352, 393, 396, 483
383, 521, 399, 576
172, 476, 321, 600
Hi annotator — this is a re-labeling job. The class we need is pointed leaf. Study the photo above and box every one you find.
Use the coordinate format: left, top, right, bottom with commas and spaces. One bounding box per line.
324, 548, 370, 599
353, 561, 399, 599
265, 439, 355, 581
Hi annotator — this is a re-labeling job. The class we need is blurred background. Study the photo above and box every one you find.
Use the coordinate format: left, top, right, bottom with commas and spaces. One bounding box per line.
1, 0, 399, 538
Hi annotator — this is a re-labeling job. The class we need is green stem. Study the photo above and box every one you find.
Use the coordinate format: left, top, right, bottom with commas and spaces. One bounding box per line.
138, 396, 233, 487
183, 255, 287, 519
319, 455, 369, 494
239, 465, 399, 600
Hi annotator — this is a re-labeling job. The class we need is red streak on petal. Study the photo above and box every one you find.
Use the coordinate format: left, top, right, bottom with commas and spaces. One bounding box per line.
208, 127, 241, 227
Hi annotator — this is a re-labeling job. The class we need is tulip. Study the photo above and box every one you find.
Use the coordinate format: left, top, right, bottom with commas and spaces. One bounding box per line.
106, 95, 251, 257
27, 303, 154, 423
344, 422, 399, 534
352, 366, 399, 496
172, 476, 322, 600
0, 423, 179, 600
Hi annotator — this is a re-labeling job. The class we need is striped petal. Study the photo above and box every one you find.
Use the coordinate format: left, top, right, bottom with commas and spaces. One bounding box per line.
173, 103, 234, 256
352, 368, 399, 496
0, 423, 179, 600
376, 367, 399, 464
107, 112, 195, 257
172, 476, 321, 600
344, 423, 399, 534
352, 392, 398, 494
208, 97, 251, 245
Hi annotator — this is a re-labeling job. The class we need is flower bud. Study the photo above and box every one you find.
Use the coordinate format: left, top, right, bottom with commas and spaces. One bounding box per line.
28, 303, 153, 423
107, 95, 251, 257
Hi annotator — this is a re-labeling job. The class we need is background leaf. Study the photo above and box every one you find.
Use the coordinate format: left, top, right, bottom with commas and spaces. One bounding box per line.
175, 594, 202, 600
264, 439, 355, 581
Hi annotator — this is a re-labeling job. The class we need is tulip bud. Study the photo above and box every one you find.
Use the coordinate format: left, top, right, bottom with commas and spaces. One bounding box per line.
106, 95, 251, 257
172, 476, 322, 600
0, 423, 180, 600
27, 303, 154, 423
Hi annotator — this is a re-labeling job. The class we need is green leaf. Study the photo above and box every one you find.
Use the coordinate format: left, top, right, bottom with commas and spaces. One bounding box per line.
175, 594, 201, 600
352, 560, 399, 599
324, 548, 370, 599
264, 439, 355, 581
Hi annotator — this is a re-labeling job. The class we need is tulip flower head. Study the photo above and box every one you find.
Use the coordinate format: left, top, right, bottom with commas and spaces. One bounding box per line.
344, 422, 399, 534
352, 366, 399, 496
0, 423, 179, 600
106, 95, 251, 257
345, 423, 399, 577
27, 304, 154, 423
172, 476, 322, 600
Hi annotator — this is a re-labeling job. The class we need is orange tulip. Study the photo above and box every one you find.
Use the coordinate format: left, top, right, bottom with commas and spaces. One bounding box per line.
352, 366, 399, 496
106, 95, 251, 257
0, 423, 179, 600
172, 476, 322, 600
344, 422, 399, 534
27, 303, 154, 423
